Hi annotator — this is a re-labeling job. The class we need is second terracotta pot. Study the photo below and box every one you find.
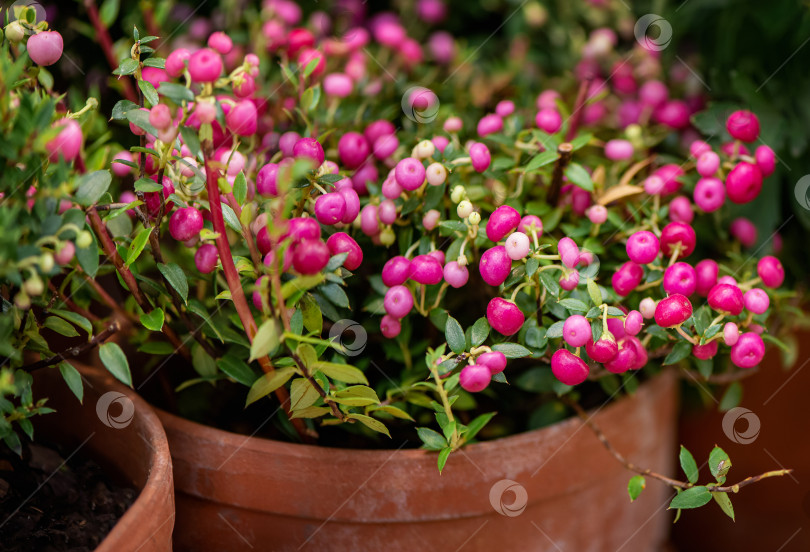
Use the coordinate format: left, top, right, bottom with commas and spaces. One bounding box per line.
160, 370, 677, 551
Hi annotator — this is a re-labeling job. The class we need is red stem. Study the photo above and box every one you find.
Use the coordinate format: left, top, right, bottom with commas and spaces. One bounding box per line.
565, 77, 592, 142
83, 0, 138, 103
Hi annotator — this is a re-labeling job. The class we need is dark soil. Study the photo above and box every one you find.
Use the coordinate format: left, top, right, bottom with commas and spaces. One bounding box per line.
0, 440, 136, 551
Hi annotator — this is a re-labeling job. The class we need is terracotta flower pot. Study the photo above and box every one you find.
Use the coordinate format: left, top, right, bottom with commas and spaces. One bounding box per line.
32, 363, 175, 551
159, 370, 678, 551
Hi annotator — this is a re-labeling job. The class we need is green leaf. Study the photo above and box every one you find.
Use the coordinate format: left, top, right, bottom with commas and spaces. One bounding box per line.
712, 492, 735, 522
281, 274, 325, 299
437, 447, 452, 473
43, 316, 79, 337
249, 319, 279, 361
627, 475, 646, 502
370, 405, 414, 421
300, 294, 323, 335
470, 317, 490, 347
290, 406, 331, 419
348, 414, 391, 437
125, 226, 152, 267
546, 321, 565, 339
218, 355, 256, 387
564, 163, 594, 192
143, 57, 165, 69
559, 298, 588, 313
696, 358, 713, 379
49, 310, 92, 336
179, 126, 201, 159
463, 411, 496, 443
417, 427, 447, 450
709, 446, 732, 480
139, 308, 164, 331
114, 58, 139, 76
569, 133, 592, 150
587, 278, 602, 307
332, 385, 380, 406
138, 342, 175, 355
221, 204, 242, 232
157, 262, 188, 304
539, 271, 560, 297
157, 82, 195, 103
111, 99, 138, 120
99, 0, 120, 27
719, 382, 743, 412
59, 362, 84, 403
491, 343, 531, 358
669, 486, 712, 510
233, 172, 247, 205
134, 177, 163, 193
312, 362, 368, 384
245, 367, 295, 406
524, 150, 559, 172
302, 56, 320, 79
320, 283, 349, 308
289, 378, 320, 411
74, 170, 112, 206
663, 341, 693, 365
138, 79, 159, 107
445, 316, 466, 354
98, 342, 132, 386
191, 344, 217, 377
126, 108, 158, 136
526, 257, 540, 277
679, 445, 699, 484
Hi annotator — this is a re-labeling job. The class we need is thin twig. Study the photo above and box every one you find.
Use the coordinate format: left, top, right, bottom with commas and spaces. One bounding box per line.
47, 281, 99, 322
21, 322, 119, 371
548, 142, 573, 206
289, 351, 344, 423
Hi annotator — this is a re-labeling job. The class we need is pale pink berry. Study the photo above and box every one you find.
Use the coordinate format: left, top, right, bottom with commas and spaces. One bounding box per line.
373, 134, 399, 160
149, 104, 173, 131
536, 90, 560, 110
443, 116, 463, 133
188, 48, 223, 83
443, 261, 469, 288
326, 232, 363, 271
486, 297, 524, 336
560, 271, 580, 291
359, 204, 379, 236
708, 284, 745, 315
669, 196, 694, 224
757, 256, 784, 288
479, 246, 511, 286
423, 209, 441, 231
486, 205, 521, 243
730, 217, 757, 248
338, 132, 370, 170
654, 294, 692, 328
54, 241, 75, 265
169, 207, 204, 242
696, 151, 720, 177
112, 150, 133, 177
27, 31, 63, 66
469, 142, 491, 173
476, 351, 507, 375
323, 72, 353, 98
563, 315, 591, 348
381, 314, 401, 338
723, 322, 740, 346
626, 231, 659, 265
381, 175, 403, 200
459, 364, 491, 392
551, 349, 589, 386
604, 139, 634, 161
46, 119, 83, 162
586, 205, 608, 224
730, 332, 765, 368
409, 255, 443, 285
663, 262, 697, 296
586, 337, 618, 363
427, 250, 446, 266
384, 285, 413, 319
726, 110, 760, 142
557, 237, 580, 269
744, 288, 769, 314
639, 297, 657, 319
477, 113, 503, 137
378, 199, 397, 225
505, 232, 530, 260
495, 100, 515, 118
726, 162, 763, 204
395, 157, 426, 191
195, 243, 219, 273
755, 145, 776, 177
426, 162, 447, 186
643, 175, 666, 195
382, 256, 411, 287
624, 310, 643, 336
432, 136, 449, 153
535, 109, 562, 133
293, 137, 325, 166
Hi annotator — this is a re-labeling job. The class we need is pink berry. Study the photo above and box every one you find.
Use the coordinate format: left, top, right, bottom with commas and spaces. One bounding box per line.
694, 259, 719, 296
381, 174, 403, 199
112, 151, 133, 177
603, 343, 637, 374
654, 293, 693, 328
477, 113, 503, 137
586, 205, 608, 224
757, 256, 784, 288
696, 151, 720, 177
256, 163, 279, 197
692, 341, 719, 360
279, 131, 301, 157
382, 256, 411, 287
374, 135, 399, 160
297, 48, 325, 77
726, 162, 762, 204
459, 364, 492, 392
495, 100, 515, 118
149, 104, 172, 131
505, 232, 530, 260
195, 243, 219, 273
285, 217, 321, 242
286, 28, 315, 57
690, 140, 712, 158
626, 231, 659, 265
292, 239, 330, 274
384, 285, 413, 319
486, 205, 521, 243
644, 175, 666, 195
365, 120, 395, 144
535, 109, 562, 134
693, 177, 725, 212
654, 100, 690, 129
624, 310, 643, 336
551, 349, 589, 385
443, 116, 463, 133
226, 100, 258, 136
165, 48, 191, 77
669, 196, 694, 224
654, 164, 686, 195
188, 48, 223, 83
557, 237, 579, 269
622, 336, 648, 370
27, 31, 63, 66
604, 139, 634, 161
54, 241, 75, 265
486, 297, 524, 336
293, 137, 325, 166
612, 262, 644, 296
144, 176, 175, 217
469, 142, 491, 173
326, 232, 363, 271
338, 132, 370, 170
536, 90, 560, 110
744, 288, 769, 314
337, 187, 361, 224
479, 246, 511, 286
707, 284, 745, 315
563, 315, 591, 348
730, 332, 765, 368
718, 275, 738, 287
359, 204, 379, 236
443, 261, 469, 288
660, 222, 696, 259
721, 141, 750, 157
46, 119, 83, 162
378, 199, 397, 225
586, 337, 618, 363
518, 215, 543, 235
639, 80, 668, 107
409, 255, 443, 285
663, 262, 697, 296
381, 315, 402, 338
169, 207, 204, 241
477, 351, 507, 374
423, 209, 441, 231
314, 193, 346, 225
394, 157, 426, 191
730, 217, 757, 247
324, 73, 354, 98
755, 145, 776, 177
726, 110, 760, 143
427, 250, 446, 265
560, 271, 580, 291
724, 322, 740, 346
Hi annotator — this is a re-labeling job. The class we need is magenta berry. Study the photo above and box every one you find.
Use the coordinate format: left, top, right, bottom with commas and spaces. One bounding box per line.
551, 349, 589, 386
194, 243, 219, 274
757, 256, 785, 288
323, 73, 354, 98
563, 315, 591, 348
624, 310, 643, 336
755, 145, 776, 177
668, 196, 694, 224
486, 297, 524, 336
504, 232, 531, 260
169, 207, 204, 242
427, 250, 446, 265
279, 131, 301, 157
188, 48, 223, 83
479, 246, 511, 286
293, 137, 325, 166
443, 261, 469, 288
486, 205, 521, 242
696, 151, 720, 177
639, 80, 668, 107
743, 288, 770, 314
693, 177, 725, 212
707, 283, 745, 316
378, 200, 397, 225
604, 139, 634, 161
724, 322, 740, 346
654, 165, 685, 195
694, 259, 719, 296
560, 270, 580, 291
380, 314, 402, 338
495, 100, 515, 118
692, 341, 719, 360
730, 332, 765, 368
338, 132, 371, 170
165, 48, 191, 77
394, 157, 426, 191
660, 222, 696, 259
468, 142, 491, 173
557, 237, 580, 269
46, 119, 83, 162
360, 205, 379, 236
382, 256, 411, 287
477, 113, 503, 137
730, 217, 757, 247
654, 293, 693, 328
477, 351, 507, 375
256, 163, 279, 197
27, 31, 63, 66
326, 232, 363, 271
603, 343, 637, 374
726, 162, 763, 204
643, 175, 666, 195
314, 193, 347, 226
726, 110, 760, 143
626, 231, 659, 265
663, 262, 697, 296
535, 109, 562, 134
586, 337, 618, 363
459, 364, 492, 392
226, 100, 258, 136
207, 31, 233, 54
718, 275, 738, 287
338, 187, 360, 224
285, 217, 321, 243
292, 239, 330, 274
384, 285, 414, 319
518, 215, 543, 235
623, 336, 648, 370
612, 261, 644, 297
409, 255, 443, 285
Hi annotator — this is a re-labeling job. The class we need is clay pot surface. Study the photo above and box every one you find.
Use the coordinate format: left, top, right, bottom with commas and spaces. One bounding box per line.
160, 370, 678, 551
33, 363, 175, 551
